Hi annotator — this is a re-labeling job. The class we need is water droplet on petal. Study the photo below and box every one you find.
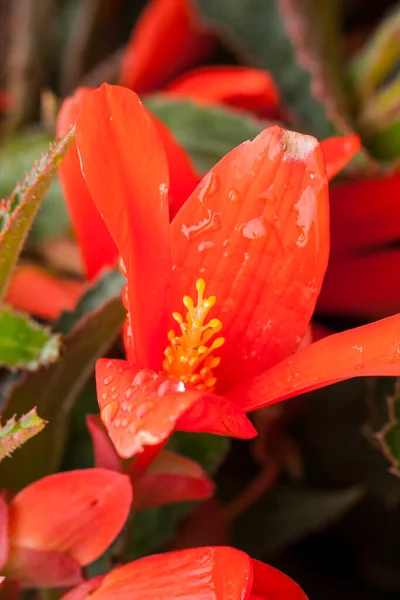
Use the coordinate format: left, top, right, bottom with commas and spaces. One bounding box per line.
198, 172, 220, 202
258, 185, 276, 203
101, 392, 108, 401
198, 240, 215, 252
228, 188, 240, 203
125, 388, 133, 400
181, 209, 222, 241
101, 401, 119, 427
242, 217, 267, 239
105, 360, 114, 369
103, 375, 114, 386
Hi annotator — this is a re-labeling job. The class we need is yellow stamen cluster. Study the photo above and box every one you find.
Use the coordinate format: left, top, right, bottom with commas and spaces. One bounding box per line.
162, 279, 224, 390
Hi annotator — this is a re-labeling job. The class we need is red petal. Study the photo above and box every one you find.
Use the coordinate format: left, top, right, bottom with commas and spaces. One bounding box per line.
8, 469, 132, 566
251, 558, 308, 599
120, 0, 214, 92
330, 173, 400, 256
320, 134, 360, 181
230, 314, 400, 411
86, 415, 122, 472
166, 66, 281, 118
318, 249, 400, 318
169, 126, 329, 389
5, 546, 82, 588
0, 496, 8, 570
57, 88, 118, 280
133, 449, 214, 508
76, 84, 171, 368
150, 114, 200, 218
6, 264, 83, 319
84, 547, 252, 600
61, 577, 104, 600
96, 359, 255, 459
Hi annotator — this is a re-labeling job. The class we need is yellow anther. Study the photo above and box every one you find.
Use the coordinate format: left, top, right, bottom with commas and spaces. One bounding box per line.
162, 279, 225, 391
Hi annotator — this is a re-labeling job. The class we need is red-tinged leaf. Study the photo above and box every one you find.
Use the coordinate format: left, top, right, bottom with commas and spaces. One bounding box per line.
329, 173, 400, 256
133, 449, 214, 509
230, 314, 400, 412
0, 496, 8, 570
166, 66, 281, 119
120, 0, 214, 92
169, 126, 329, 389
0, 409, 46, 463
60, 576, 104, 600
4, 546, 82, 589
150, 114, 200, 218
70, 547, 252, 600
76, 84, 171, 369
86, 415, 122, 472
129, 441, 166, 478
96, 359, 255, 459
8, 469, 132, 566
6, 264, 83, 320
318, 249, 400, 318
57, 88, 118, 280
320, 134, 361, 180
251, 558, 308, 599
0, 127, 74, 301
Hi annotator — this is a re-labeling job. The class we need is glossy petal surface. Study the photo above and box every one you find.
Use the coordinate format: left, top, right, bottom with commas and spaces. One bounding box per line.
76, 84, 171, 368
120, 0, 213, 92
87, 547, 252, 600
6, 264, 83, 319
57, 88, 117, 279
8, 469, 132, 566
5, 547, 82, 588
166, 66, 280, 118
230, 314, 400, 411
150, 113, 200, 218
251, 559, 308, 599
320, 134, 360, 180
170, 126, 330, 389
96, 359, 255, 459
134, 449, 214, 508
330, 173, 400, 256
318, 249, 400, 318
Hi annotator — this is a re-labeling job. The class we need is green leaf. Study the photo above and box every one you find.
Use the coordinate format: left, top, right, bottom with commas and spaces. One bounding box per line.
0, 269, 125, 491
167, 431, 229, 476
0, 307, 61, 370
0, 132, 70, 242
0, 129, 74, 301
147, 97, 266, 173
0, 408, 46, 462
233, 484, 363, 559
375, 379, 400, 476
196, 0, 352, 138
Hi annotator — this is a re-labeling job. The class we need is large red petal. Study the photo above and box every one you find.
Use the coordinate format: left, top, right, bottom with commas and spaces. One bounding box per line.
76, 84, 171, 368
6, 264, 83, 319
133, 450, 214, 509
330, 173, 400, 256
165, 66, 280, 118
0, 496, 8, 571
57, 88, 118, 280
169, 126, 329, 390
4, 547, 82, 589
251, 558, 308, 599
318, 249, 400, 318
8, 469, 132, 566
230, 314, 400, 411
96, 359, 256, 459
320, 134, 360, 181
84, 547, 252, 600
120, 0, 214, 92
150, 114, 200, 218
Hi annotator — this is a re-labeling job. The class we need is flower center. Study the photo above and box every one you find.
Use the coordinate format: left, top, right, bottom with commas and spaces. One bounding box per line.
162, 279, 225, 390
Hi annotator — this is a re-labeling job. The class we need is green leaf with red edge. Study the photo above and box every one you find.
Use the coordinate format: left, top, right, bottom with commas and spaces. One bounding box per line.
0, 128, 74, 301
374, 379, 400, 476
0, 408, 46, 462
196, 0, 352, 138
0, 269, 125, 491
0, 308, 61, 370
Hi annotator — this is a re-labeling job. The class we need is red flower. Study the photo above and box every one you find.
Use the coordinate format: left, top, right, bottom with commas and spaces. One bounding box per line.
61, 547, 307, 600
0, 469, 132, 588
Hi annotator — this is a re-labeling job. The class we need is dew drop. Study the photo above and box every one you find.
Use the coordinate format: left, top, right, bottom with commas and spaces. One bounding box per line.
295, 225, 307, 247
103, 375, 114, 386
125, 388, 133, 400
198, 172, 220, 202
258, 184, 276, 203
111, 385, 117, 393
105, 360, 114, 369
198, 240, 215, 252
101, 401, 119, 427
101, 392, 108, 402
242, 216, 267, 239
118, 256, 127, 277
228, 188, 240, 203
181, 209, 222, 241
